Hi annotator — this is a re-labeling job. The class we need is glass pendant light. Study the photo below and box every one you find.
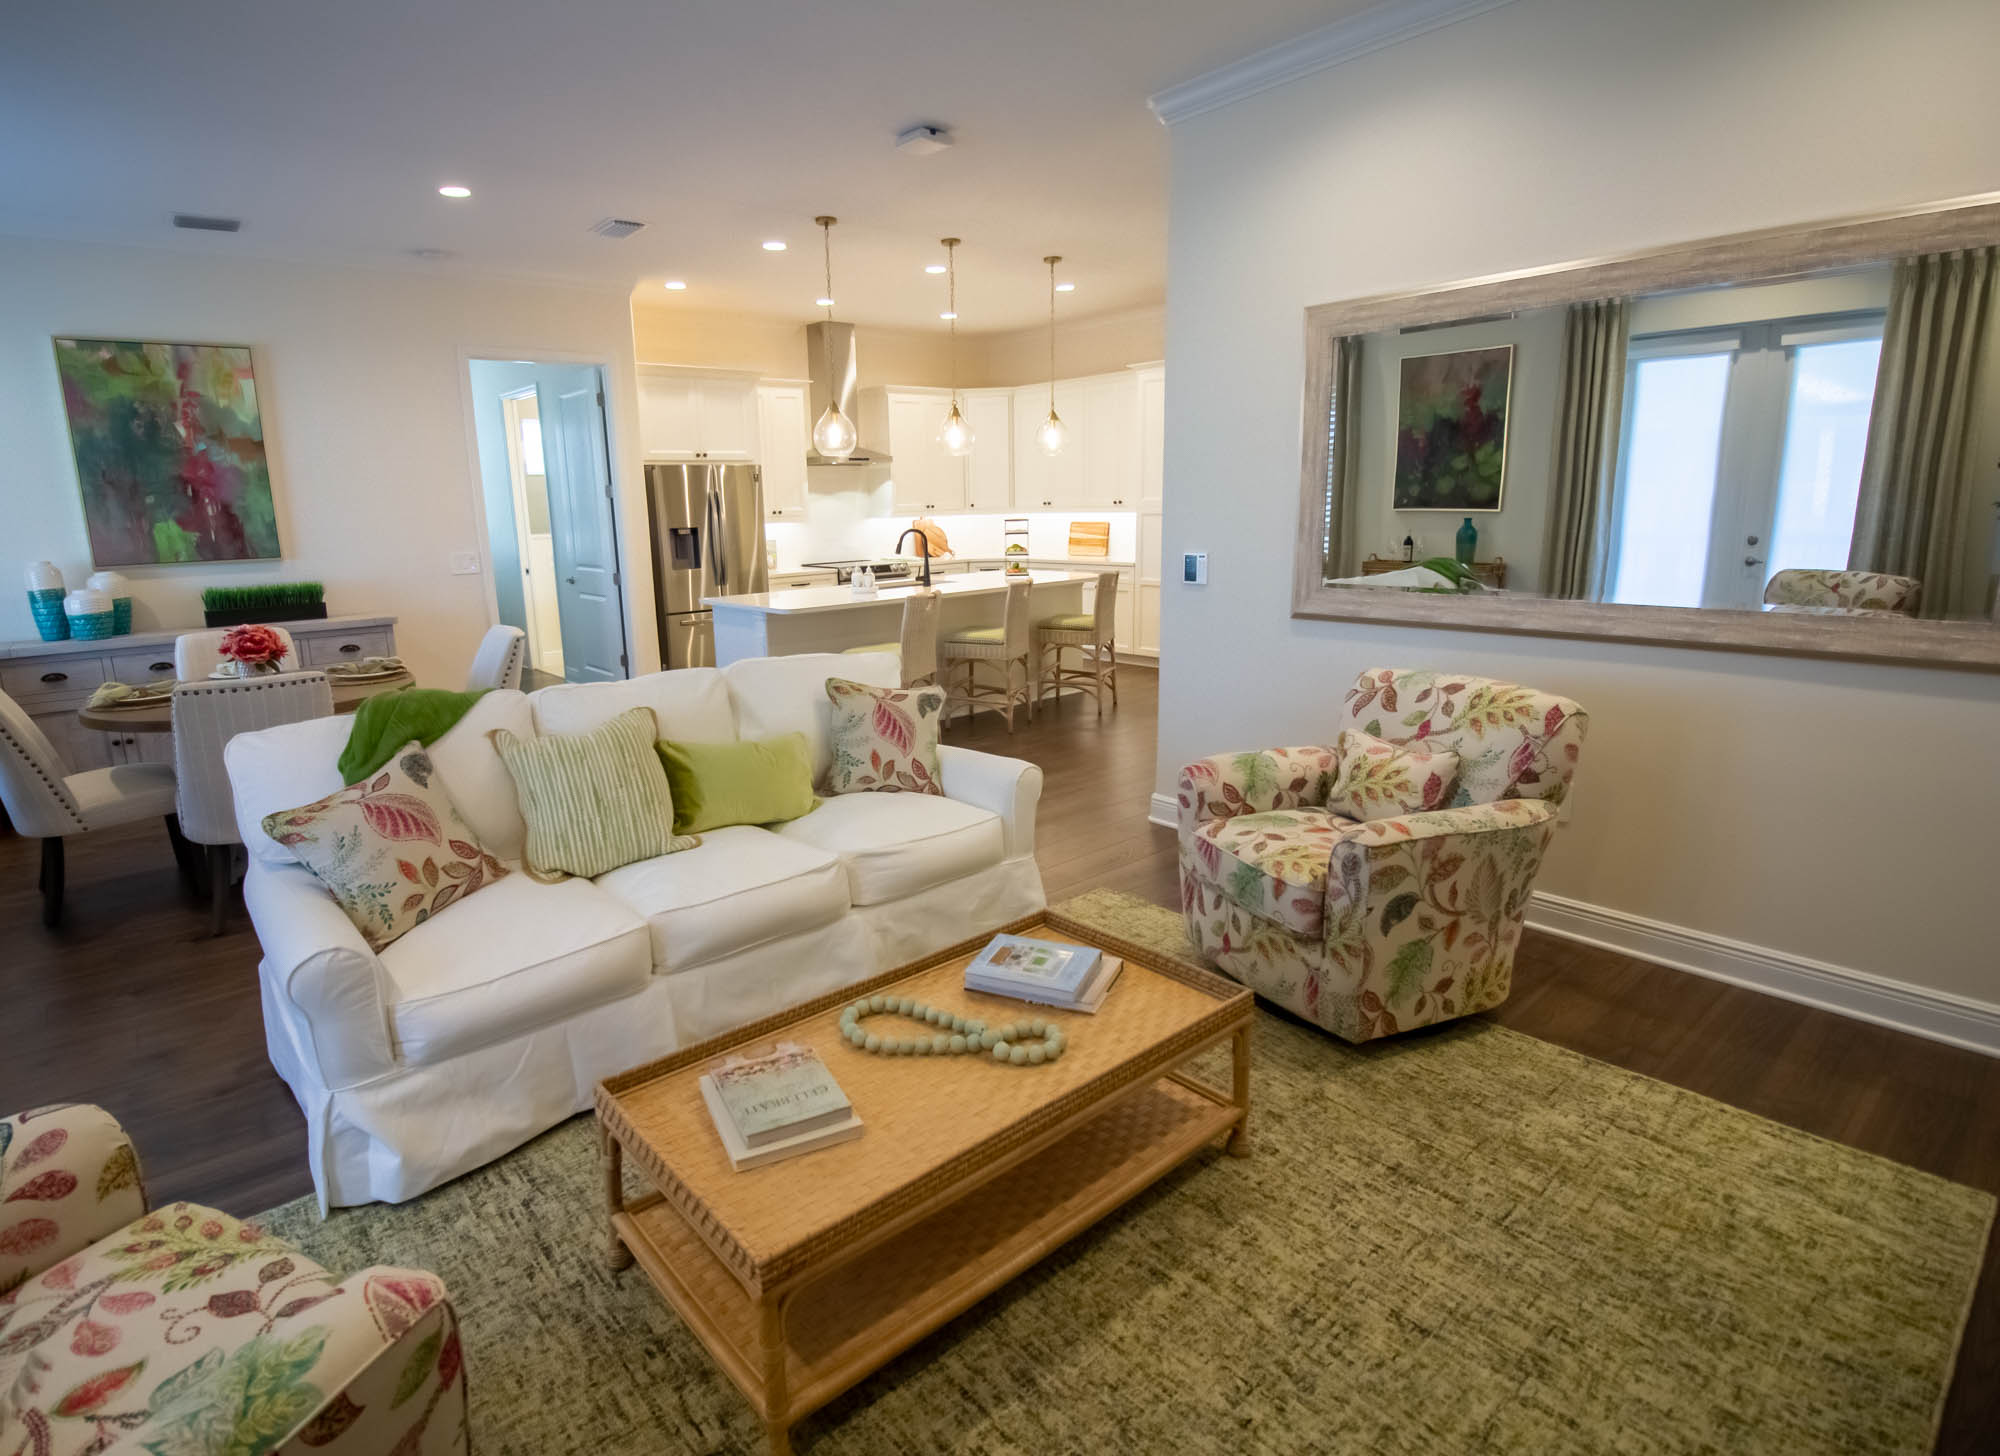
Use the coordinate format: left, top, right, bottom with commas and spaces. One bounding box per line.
1037, 254, 1068, 456
937, 238, 974, 457
810, 216, 858, 461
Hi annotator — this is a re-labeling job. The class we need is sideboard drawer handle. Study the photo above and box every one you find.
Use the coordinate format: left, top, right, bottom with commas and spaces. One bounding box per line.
40, 671, 67, 683
150, 661, 173, 672
338, 643, 361, 654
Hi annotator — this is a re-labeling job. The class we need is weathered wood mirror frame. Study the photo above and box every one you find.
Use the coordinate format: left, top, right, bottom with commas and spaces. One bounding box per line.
1292, 194, 2000, 671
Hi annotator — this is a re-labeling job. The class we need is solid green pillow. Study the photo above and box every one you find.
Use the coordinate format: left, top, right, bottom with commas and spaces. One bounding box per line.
656, 732, 817, 835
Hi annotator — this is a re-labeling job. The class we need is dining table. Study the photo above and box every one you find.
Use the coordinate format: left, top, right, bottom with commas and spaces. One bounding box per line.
75, 670, 416, 734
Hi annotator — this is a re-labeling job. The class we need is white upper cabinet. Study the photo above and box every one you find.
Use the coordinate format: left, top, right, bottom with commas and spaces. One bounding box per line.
961, 389, 1012, 513
756, 383, 809, 519
881, 389, 967, 515
637, 370, 758, 460
1137, 365, 1165, 513
1010, 380, 1087, 510
1081, 373, 1140, 509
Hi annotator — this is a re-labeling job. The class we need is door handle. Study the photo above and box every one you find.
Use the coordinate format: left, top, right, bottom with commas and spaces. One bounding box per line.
567, 576, 576, 585
1744, 557, 1765, 568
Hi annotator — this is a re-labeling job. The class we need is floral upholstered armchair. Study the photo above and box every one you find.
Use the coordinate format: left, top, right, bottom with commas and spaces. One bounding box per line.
0, 1104, 467, 1455
1762, 568, 1921, 615
1177, 668, 1587, 1043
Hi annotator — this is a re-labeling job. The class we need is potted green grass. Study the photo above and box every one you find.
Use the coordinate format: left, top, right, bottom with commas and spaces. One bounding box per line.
202, 582, 329, 627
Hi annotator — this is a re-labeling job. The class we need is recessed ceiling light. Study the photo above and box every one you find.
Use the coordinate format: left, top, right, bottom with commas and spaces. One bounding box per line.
437, 184, 471, 199
816, 295, 835, 308
1055, 281, 1076, 293
939, 311, 957, 321
762, 239, 787, 252
924, 263, 947, 275
663, 279, 687, 290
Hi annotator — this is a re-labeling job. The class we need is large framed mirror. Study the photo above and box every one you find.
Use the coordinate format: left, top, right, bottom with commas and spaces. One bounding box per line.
1292, 194, 2000, 670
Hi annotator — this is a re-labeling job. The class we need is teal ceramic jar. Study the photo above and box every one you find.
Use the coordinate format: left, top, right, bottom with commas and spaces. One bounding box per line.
26, 561, 68, 641
1455, 517, 1479, 566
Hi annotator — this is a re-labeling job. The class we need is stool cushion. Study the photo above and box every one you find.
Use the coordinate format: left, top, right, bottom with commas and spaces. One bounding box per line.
1038, 613, 1096, 631
945, 625, 1005, 644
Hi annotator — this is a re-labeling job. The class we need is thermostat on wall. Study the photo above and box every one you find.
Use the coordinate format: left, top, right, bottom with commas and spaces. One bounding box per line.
1182, 552, 1208, 585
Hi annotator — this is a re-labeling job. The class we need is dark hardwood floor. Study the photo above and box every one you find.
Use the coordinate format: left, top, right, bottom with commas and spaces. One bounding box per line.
3, 662, 1993, 1448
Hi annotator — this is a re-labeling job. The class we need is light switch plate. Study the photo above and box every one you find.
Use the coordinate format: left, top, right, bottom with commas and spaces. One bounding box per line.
1182, 551, 1208, 585
449, 551, 482, 576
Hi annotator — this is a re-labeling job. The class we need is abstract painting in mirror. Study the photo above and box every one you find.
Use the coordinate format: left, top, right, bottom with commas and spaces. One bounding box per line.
1296, 195, 2000, 669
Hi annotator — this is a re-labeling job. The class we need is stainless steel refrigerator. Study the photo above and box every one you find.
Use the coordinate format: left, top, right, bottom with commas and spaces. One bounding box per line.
645, 462, 768, 668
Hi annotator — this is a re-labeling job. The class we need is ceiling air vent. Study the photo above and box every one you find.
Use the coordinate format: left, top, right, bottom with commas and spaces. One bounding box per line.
173, 213, 241, 233
591, 218, 647, 240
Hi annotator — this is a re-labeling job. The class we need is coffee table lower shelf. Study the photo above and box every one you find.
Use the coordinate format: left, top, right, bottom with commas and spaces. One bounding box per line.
611, 1076, 1239, 1449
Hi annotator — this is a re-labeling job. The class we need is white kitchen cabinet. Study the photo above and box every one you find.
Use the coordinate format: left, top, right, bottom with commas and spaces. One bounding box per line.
1137, 365, 1165, 512
961, 389, 1012, 513
1081, 374, 1140, 509
883, 390, 966, 515
1010, 380, 1086, 510
637, 370, 758, 460
756, 384, 809, 519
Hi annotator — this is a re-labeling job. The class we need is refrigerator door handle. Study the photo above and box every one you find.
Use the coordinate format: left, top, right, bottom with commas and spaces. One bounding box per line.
707, 489, 727, 591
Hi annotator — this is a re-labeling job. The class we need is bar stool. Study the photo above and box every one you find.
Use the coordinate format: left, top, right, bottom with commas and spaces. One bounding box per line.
841, 589, 941, 687
1035, 569, 1120, 714
940, 577, 1034, 731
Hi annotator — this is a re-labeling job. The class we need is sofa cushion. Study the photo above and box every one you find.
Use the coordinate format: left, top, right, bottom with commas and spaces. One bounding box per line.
725, 651, 899, 782
822, 677, 947, 796
1186, 807, 1356, 936
532, 667, 735, 742
424, 689, 533, 861
595, 825, 849, 973
228, 714, 353, 864
492, 706, 696, 879
378, 873, 651, 1065
1325, 729, 1459, 822
774, 791, 1004, 906
657, 732, 816, 834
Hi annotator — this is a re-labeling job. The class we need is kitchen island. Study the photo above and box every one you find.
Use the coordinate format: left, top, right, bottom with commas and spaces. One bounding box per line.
705, 570, 1090, 667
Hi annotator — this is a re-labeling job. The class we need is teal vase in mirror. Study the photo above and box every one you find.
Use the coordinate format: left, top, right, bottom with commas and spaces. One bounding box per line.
1456, 517, 1478, 566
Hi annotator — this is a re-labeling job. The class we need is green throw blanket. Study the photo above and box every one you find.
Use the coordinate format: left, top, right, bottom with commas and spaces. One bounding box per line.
337, 688, 488, 783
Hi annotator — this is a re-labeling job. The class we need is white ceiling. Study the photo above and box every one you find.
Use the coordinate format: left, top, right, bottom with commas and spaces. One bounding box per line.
0, 0, 1358, 332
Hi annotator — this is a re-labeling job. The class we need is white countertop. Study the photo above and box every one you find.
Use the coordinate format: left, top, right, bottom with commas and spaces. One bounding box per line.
707, 570, 1092, 615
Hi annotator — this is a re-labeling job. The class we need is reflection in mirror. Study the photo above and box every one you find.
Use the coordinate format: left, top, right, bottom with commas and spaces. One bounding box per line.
1321, 248, 2000, 624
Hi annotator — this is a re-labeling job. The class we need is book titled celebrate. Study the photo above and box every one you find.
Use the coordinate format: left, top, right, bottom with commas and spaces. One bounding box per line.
699, 1044, 861, 1171
965, 933, 1122, 1013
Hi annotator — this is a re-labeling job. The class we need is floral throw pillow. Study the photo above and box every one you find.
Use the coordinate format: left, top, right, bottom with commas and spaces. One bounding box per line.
262, 741, 508, 950
823, 677, 946, 796
1325, 728, 1459, 822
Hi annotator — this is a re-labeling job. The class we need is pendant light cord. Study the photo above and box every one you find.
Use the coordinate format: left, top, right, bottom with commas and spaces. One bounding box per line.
945, 238, 960, 405
1045, 255, 1061, 412
817, 215, 838, 397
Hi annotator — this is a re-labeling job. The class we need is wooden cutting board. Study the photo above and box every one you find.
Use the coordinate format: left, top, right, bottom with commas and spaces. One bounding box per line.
1067, 521, 1111, 557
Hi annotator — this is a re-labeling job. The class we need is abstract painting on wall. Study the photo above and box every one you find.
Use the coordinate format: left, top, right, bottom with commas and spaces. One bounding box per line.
53, 338, 281, 565
1392, 344, 1512, 512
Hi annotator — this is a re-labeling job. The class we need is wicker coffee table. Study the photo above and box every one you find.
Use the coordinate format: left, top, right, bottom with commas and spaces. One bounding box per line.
595, 910, 1253, 1454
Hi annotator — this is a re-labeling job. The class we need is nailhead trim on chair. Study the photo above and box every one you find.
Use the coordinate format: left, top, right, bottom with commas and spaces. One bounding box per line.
0, 718, 86, 832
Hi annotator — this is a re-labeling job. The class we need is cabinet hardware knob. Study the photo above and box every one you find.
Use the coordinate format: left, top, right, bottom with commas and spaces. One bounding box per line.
339, 643, 361, 654
151, 661, 173, 672
41, 671, 68, 683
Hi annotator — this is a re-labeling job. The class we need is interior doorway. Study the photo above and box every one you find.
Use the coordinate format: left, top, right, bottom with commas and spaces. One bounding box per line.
469, 359, 629, 683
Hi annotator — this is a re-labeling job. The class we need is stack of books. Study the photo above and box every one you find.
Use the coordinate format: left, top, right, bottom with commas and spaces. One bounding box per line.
697, 1044, 861, 1171
964, 933, 1122, 1013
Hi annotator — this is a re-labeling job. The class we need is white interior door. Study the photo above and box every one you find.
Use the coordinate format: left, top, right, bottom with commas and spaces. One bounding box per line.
541, 366, 628, 681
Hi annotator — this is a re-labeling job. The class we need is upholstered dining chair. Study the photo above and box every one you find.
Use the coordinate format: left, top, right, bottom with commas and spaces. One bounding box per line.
841, 589, 941, 687
174, 625, 299, 679
940, 577, 1034, 731
1034, 568, 1120, 715
0, 687, 187, 927
1177, 667, 1588, 1044
467, 624, 527, 690
172, 671, 334, 935
1762, 568, 1921, 616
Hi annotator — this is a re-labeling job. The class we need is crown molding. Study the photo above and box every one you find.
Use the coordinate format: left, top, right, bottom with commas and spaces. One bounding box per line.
1148, 0, 1521, 126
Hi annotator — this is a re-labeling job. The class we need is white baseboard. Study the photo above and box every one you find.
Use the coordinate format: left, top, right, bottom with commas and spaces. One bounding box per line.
1142, 792, 2000, 1056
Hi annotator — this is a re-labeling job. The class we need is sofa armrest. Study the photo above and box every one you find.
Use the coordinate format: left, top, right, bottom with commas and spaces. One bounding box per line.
1, 1104, 146, 1291
243, 862, 397, 1090
1323, 799, 1560, 1036
937, 745, 1042, 859
1176, 746, 1338, 840
273, 1267, 467, 1455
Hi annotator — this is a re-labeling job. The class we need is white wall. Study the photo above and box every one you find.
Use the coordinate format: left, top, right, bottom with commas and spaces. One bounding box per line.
1158, 0, 2000, 1010
0, 236, 651, 686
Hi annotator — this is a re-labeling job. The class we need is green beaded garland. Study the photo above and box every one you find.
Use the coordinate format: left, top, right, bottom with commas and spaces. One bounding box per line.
840, 995, 1065, 1067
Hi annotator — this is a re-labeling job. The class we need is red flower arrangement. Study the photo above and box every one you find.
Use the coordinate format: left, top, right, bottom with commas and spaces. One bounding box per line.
218, 623, 288, 669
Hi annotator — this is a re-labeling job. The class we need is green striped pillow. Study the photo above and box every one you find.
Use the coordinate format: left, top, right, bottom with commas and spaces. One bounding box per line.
490, 706, 696, 879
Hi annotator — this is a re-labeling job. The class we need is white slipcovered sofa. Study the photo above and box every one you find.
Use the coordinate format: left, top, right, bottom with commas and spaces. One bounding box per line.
224, 652, 1044, 1209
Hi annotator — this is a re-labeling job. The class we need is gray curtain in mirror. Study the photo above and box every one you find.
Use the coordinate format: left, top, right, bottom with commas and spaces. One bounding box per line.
1849, 246, 1995, 618
1321, 334, 1363, 578
1540, 299, 1629, 599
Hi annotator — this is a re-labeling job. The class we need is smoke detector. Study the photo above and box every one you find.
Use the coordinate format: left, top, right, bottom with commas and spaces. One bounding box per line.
895, 124, 953, 157
173, 213, 241, 233
591, 217, 648, 240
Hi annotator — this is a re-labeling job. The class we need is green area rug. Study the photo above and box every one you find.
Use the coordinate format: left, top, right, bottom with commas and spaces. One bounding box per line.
258, 889, 1992, 1454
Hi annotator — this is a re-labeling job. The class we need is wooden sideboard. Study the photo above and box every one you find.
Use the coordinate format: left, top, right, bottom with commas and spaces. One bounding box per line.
0, 615, 397, 773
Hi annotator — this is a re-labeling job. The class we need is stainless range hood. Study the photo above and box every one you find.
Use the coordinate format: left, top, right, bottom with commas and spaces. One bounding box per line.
805, 320, 890, 465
